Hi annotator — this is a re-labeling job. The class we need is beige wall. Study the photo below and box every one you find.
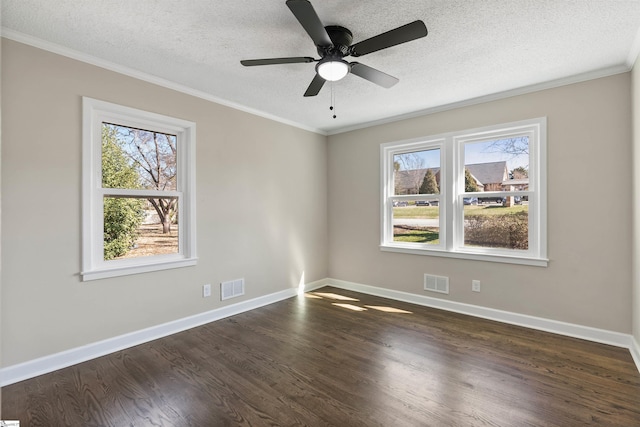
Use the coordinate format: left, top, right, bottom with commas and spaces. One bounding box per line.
0, 32, 3, 413
2, 35, 637, 370
1, 39, 328, 366
328, 73, 633, 333
632, 56, 640, 347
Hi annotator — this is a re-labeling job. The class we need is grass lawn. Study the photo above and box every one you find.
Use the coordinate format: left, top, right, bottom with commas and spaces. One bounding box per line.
393, 225, 439, 244
393, 206, 439, 219
393, 204, 528, 246
464, 205, 528, 217
393, 204, 528, 219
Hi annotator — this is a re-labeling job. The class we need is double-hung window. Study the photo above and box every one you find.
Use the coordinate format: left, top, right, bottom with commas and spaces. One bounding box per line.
381, 118, 547, 266
82, 97, 197, 280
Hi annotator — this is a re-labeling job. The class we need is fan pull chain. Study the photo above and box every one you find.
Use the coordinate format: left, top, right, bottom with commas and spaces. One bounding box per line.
330, 82, 337, 119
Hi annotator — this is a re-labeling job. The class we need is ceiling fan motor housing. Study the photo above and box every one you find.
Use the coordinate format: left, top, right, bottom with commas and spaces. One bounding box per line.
319, 25, 353, 57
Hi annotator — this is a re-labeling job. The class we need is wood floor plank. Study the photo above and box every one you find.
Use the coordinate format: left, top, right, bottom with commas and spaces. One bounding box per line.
3, 286, 640, 426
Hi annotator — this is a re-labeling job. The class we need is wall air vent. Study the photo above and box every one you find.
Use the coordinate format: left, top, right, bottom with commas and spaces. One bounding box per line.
221, 278, 245, 301
424, 274, 449, 294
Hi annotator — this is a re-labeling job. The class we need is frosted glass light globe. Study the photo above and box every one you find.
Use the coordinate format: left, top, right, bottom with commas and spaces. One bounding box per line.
317, 60, 349, 81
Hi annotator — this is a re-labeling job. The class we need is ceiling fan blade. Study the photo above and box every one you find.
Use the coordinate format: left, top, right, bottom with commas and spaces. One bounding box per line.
241, 57, 315, 66
350, 20, 427, 57
350, 62, 399, 88
303, 73, 326, 97
286, 0, 333, 47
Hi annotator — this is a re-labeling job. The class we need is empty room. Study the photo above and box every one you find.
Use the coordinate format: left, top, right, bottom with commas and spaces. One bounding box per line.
1, 1, 640, 425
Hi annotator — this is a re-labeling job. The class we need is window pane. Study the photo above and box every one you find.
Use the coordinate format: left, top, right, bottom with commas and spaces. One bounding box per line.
102, 123, 177, 191
463, 202, 528, 250
392, 203, 440, 244
393, 149, 440, 195
462, 136, 530, 250
463, 137, 529, 193
104, 196, 179, 260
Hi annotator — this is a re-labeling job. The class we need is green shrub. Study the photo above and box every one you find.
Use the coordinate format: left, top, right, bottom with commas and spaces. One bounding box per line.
464, 211, 528, 249
103, 198, 144, 259
102, 125, 144, 260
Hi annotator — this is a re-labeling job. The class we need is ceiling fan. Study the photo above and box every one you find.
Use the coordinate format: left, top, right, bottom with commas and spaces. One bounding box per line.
240, 0, 428, 97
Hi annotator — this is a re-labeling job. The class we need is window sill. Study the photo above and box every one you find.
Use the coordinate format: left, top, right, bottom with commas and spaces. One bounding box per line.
82, 257, 198, 281
380, 244, 548, 267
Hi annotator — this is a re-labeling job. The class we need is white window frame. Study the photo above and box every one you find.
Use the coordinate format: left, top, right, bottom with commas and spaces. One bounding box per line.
82, 97, 197, 281
381, 117, 547, 267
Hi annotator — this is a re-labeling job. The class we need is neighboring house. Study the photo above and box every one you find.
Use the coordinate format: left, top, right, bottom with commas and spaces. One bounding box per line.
465, 161, 509, 192
465, 170, 485, 192
502, 178, 529, 191
395, 161, 528, 194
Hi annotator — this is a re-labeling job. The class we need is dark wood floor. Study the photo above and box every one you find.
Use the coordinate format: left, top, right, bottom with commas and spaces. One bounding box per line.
3, 286, 640, 426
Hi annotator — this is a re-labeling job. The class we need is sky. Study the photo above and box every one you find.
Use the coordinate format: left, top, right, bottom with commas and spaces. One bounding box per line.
465, 137, 529, 170
395, 137, 529, 172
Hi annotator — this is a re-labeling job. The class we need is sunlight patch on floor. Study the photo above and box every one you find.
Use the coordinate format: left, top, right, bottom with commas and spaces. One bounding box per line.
312, 292, 359, 301
332, 303, 368, 311
306, 293, 412, 314
365, 306, 413, 314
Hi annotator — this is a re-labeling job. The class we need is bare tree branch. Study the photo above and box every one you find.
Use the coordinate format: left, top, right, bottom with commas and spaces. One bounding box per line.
114, 125, 179, 233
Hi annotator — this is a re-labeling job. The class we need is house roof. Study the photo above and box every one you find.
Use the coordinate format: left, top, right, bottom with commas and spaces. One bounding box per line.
396, 162, 510, 194
465, 162, 508, 185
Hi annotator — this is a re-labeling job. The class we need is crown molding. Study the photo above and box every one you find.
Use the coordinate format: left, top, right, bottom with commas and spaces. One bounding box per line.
1, 28, 328, 136
2, 27, 635, 138
626, 25, 640, 68
327, 64, 631, 135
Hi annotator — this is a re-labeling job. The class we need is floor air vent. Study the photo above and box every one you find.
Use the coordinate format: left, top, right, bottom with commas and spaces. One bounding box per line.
424, 274, 449, 294
221, 278, 245, 301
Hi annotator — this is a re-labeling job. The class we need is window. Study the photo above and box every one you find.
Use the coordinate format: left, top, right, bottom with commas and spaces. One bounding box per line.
381, 118, 547, 266
82, 97, 196, 280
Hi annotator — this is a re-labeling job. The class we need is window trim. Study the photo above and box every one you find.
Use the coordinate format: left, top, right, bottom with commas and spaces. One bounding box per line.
82, 97, 197, 281
380, 117, 547, 267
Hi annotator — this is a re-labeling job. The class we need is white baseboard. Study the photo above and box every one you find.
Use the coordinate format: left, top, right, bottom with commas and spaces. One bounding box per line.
0, 279, 326, 387
631, 336, 640, 373
2, 277, 638, 386
323, 278, 640, 373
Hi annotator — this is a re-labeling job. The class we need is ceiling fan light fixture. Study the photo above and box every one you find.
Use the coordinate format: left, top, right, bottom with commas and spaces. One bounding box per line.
241, 1, 428, 96
317, 59, 349, 81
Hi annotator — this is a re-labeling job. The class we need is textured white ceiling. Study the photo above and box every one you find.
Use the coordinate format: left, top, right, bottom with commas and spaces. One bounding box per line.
3, 0, 640, 134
